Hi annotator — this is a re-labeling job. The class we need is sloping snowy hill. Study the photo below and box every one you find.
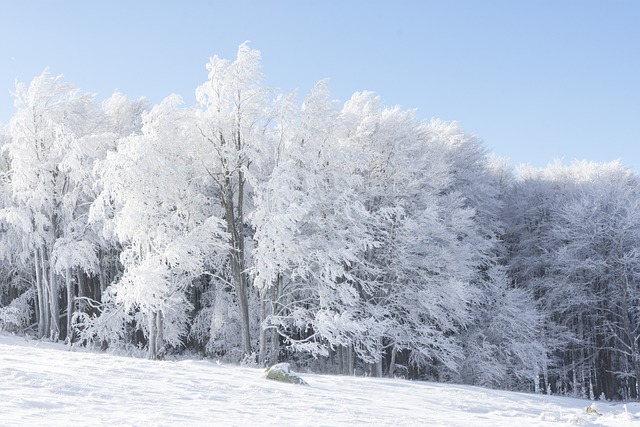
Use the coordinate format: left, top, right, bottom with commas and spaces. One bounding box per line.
0, 335, 638, 426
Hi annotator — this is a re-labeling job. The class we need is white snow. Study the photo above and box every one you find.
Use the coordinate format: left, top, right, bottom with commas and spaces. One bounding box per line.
1, 334, 638, 426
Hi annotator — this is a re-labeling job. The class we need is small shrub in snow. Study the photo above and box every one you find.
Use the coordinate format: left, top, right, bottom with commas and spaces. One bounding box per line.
0, 290, 33, 333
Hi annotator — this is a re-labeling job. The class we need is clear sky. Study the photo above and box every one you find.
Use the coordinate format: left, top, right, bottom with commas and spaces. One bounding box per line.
1, 0, 638, 172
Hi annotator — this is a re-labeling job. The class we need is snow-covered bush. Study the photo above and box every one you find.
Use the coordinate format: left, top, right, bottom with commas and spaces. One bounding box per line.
0, 289, 34, 333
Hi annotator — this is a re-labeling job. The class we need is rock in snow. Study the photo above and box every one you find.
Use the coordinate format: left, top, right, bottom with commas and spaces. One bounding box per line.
263, 363, 308, 385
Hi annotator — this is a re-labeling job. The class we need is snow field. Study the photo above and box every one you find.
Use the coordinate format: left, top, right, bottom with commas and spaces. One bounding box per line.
0, 334, 638, 426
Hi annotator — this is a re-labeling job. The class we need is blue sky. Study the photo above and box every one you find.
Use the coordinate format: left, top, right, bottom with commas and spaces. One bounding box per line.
1, 1, 638, 172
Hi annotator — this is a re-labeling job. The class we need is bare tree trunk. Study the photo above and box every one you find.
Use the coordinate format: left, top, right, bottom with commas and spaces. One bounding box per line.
237, 171, 252, 358
34, 249, 46, 338
375, 340, 383, 378
258, 289, 268, 366
259, 275, 283, 366
347, 345, 354, 376
223, 176, 252, 358
339, 346, 351, 375
572, 359, 578, 397
39, 247, 51, 338
149, 311, 157, 360
388, 345, 397, 378
230, 241, 251, 357
77, 269, 87, 300
269, 276, 284, 366
47, 247, 60, 341
543, 364, 551, 395
156, 310, 164, 359
65, 268, 74, 344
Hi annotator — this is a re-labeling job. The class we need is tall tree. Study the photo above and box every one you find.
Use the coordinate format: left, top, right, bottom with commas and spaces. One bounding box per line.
251, 82, 380, 366
92, 95, 227, 359
550, 162, 640, 398
339, 96, 485, 377
193, 42, 272, 358
1, 70, 100, 341
505, 161, 640, 399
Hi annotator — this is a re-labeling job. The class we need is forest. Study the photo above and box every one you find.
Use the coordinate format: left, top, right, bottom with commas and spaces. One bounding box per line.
0, 43, 639, 401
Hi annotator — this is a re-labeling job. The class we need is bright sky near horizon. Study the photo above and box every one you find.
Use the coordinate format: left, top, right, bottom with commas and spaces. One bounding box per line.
0, 1, 638, 172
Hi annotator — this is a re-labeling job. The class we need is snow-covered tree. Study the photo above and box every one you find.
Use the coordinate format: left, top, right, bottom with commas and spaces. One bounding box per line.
505, 161, 640, 399
251, 82, 381, 368
1, 70, 102, 341
252, 88, 504, 378
4, 44, 638, 397
193, 42, 272, 358
457, 266, 545, 389
551, 162, 640, 398
91, 95, 227, 358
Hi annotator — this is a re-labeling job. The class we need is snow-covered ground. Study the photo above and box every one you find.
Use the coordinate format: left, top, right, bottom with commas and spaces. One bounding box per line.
0, 334, 638, 426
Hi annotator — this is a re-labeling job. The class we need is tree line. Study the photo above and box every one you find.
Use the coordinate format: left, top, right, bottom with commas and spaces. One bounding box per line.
0, 43, 638, 400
